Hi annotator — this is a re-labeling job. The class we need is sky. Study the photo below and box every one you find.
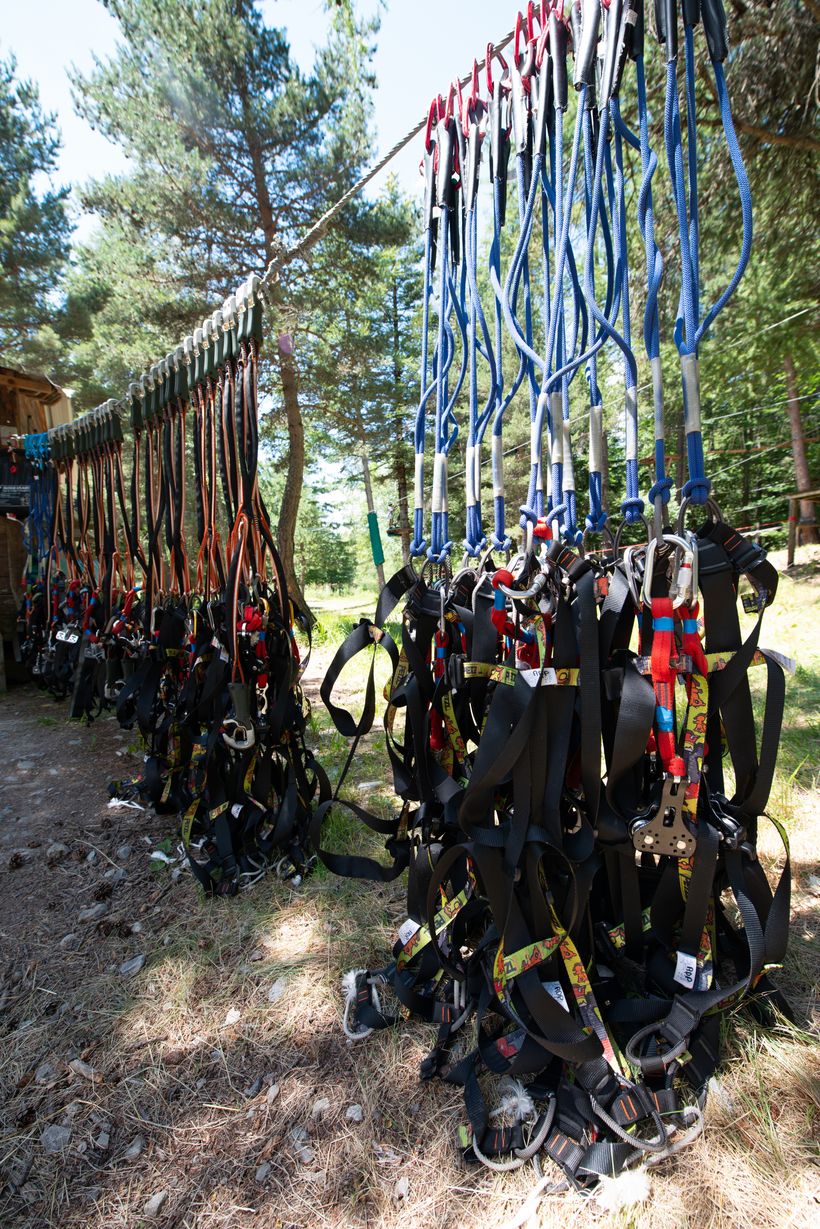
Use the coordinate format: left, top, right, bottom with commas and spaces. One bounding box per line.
2, 0, 513, 238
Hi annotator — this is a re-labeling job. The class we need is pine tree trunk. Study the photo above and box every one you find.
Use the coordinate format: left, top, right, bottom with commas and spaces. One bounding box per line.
394, 445, 411, 566
237, 64, 312, 617
784, 353, 818, 545
392, 279, 411, 565
601, 430, 610, 522
275, 339, 311, 615
741, 421, 751, 519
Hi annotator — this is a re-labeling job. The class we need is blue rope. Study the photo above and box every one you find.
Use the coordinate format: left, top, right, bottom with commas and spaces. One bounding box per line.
696, 61, 753, 348
428, 195, 452, 562
490, 143, 535, 551
664, 45, 709, 503
410, 226, 434, 556
583, 102, 643, 525
582, 106, 606, 535
684, 27, 700, 328
464, 179, 498, 556
633, 57, 673, 510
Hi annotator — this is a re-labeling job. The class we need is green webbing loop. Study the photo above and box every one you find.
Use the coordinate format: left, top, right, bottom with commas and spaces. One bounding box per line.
193, 329, 204, 387
368, 510, 385, 568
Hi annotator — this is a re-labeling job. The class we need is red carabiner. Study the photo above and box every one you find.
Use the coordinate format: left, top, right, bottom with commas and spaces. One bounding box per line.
536, 20, 549, 68
443, 82, 455, 123
455, 76, 467, 136
424, 97, 437, 153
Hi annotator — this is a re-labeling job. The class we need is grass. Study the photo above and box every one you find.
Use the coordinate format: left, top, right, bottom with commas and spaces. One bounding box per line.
0, 548, 817, 1229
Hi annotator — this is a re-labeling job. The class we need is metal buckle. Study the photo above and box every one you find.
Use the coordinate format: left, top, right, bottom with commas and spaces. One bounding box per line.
447, 653, 465, 690
629, 776, 697, 858
709, 796, 747, 851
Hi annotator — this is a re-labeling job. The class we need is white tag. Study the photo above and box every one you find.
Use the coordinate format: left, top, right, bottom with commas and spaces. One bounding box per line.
761, 648, 797, 676
519, 667, 558, 688
231, 803, 243, 819
542, 980, 570, 1012
674, 951, 698, 989
398, 918, 420, 947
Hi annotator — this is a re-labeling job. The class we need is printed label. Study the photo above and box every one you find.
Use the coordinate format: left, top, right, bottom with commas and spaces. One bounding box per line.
542, 979, 570, 1012
398, 918, 421, 948
520, 667, 558, 688
674, 950, 698, 989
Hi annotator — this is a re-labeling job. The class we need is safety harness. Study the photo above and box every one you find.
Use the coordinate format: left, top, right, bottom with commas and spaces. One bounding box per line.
21, 277, 327, 896
315, 0, 793, 1193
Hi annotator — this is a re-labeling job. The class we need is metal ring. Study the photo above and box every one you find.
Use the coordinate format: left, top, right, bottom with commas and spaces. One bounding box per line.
497, 571, 547, 601
676, 495, 724, 534
641, 532, 695, 604
613, 513, 650, 556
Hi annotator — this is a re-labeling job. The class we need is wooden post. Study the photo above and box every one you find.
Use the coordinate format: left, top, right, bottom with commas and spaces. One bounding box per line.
786, 488, 820, 568
787, 496, 797, 568
784, 354, 818, 545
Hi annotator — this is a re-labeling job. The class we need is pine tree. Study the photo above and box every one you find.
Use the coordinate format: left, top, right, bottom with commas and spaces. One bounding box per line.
67, 0, 378, 609
0, 54, 71, 365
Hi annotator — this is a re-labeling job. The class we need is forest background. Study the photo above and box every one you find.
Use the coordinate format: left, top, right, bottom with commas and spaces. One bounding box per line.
1, 0, 818, 617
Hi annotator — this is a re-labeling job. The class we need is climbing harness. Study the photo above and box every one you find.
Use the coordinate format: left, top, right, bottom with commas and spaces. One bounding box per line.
315, 0, 794, 1199
18, 278, 328, 896
11, 0, 795, 1200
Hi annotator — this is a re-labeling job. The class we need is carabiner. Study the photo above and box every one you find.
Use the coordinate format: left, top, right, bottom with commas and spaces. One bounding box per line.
641, 533, 696, 606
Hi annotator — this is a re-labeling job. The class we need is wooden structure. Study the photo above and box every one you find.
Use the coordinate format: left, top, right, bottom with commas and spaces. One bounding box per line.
786, 488, 820, 568
0, 365, 73, 689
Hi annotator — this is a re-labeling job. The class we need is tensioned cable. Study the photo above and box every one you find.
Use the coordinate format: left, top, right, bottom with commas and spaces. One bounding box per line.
58, 26, 518, 441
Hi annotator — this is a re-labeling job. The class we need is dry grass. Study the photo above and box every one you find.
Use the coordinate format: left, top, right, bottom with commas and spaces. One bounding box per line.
0, 547, 817, 1228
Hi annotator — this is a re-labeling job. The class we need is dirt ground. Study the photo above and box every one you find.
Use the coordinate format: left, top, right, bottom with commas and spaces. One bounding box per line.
0, 562, 818, 1229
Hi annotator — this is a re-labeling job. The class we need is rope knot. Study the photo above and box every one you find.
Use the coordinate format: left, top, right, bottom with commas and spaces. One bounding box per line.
682, 476, 712, 505
585, 509, 609, 534
648, 476, 674, 505
621, 497, 646, 525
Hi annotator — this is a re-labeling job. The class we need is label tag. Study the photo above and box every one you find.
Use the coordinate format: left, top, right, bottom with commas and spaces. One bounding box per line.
520, 667, 558, 688
761, 647, 797, 676
398, 918, 420, 947
674, 950, 698, 989
542, 979, 570, 1012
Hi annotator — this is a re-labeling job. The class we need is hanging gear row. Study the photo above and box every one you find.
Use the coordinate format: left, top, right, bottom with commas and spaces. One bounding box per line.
315, 0, 792, 1196
17, 276, 328, 896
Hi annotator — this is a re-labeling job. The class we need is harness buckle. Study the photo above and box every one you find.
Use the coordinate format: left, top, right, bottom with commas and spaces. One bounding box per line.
447, 653, 465, 690
709, 795, 747, 851
625, 995, 700, 1078
629, 775, 697, 858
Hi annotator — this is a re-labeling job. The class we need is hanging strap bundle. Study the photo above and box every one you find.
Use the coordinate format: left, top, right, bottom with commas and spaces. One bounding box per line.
315, 0, 793, 1193
28, 277, 328, 896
